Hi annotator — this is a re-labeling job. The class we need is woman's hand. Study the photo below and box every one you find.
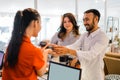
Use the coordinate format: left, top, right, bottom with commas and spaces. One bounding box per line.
53, 45, 77, 56
53, 45, 69, 56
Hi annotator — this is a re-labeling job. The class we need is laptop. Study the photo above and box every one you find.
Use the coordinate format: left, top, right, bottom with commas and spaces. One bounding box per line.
0, 50, 4, 69
47, 61, 82, 80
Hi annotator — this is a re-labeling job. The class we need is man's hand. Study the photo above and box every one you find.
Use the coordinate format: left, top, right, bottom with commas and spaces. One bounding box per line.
53, 45, 77, 56
53, 45, 69, 56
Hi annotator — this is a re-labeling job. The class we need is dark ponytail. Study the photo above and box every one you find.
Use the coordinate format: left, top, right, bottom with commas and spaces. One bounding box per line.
5, 8, 40, 67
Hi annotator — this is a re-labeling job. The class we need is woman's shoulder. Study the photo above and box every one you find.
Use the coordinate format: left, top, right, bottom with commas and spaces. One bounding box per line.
51, 32, 60, 44
51, 32, 59, 39
22, 41, 41, 53
54, 32, 59, 36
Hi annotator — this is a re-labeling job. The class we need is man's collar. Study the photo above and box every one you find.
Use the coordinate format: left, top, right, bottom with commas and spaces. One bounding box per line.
88, 28, 100, 37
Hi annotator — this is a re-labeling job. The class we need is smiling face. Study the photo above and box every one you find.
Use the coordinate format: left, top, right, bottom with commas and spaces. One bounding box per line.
83, 12, 98, 33
63, 17, 73, 33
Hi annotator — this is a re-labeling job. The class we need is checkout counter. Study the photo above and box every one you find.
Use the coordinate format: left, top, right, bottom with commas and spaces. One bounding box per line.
38, 52, 120, 80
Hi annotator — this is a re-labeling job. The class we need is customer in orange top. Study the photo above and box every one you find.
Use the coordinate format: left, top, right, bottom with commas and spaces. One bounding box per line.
2, 8, 51, 80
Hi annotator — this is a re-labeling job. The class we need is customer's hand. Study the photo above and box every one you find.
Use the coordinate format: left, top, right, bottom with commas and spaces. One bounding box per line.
53, 45, 77, 56
53, 45, 69, 56
69, 58, 80, 69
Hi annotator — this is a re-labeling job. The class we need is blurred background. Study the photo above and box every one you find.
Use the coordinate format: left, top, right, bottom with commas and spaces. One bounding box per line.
0, 0, 120, 51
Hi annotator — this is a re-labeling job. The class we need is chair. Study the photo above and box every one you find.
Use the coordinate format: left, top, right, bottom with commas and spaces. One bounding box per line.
104, 53, 120, 80
104, 56, 120, 74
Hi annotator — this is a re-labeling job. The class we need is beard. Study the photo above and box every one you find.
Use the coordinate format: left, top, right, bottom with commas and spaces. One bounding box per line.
85, 19, 95, 32
85, 24, 94, 32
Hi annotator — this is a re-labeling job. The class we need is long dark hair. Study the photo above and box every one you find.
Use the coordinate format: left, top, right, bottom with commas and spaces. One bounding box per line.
58, 13, 80, 40
5, 8, 40, 67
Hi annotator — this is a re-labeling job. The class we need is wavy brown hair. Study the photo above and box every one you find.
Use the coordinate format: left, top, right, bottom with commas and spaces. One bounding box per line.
58, 13, 80, 40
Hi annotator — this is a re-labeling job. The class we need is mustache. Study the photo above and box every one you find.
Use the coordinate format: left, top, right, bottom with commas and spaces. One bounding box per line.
84, 24, 89, 26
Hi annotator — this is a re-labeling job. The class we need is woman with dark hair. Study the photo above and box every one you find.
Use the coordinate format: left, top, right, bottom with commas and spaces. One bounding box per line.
2, 8, 50, 80
51, 13, 80, 46
51, 13, 80, 67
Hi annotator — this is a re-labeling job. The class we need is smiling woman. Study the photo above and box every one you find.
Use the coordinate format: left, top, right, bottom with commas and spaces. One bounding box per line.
0, 0, 120, 48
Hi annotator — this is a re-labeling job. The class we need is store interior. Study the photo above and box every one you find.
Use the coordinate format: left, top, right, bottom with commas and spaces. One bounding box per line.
0, 0, 120, 51
0, 0, 120, 79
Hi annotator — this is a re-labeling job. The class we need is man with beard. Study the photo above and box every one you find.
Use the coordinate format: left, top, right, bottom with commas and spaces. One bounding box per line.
53, 9, 109, 80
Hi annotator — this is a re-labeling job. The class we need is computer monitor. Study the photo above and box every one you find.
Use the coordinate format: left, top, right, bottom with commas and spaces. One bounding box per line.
47, 61, 82, 80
